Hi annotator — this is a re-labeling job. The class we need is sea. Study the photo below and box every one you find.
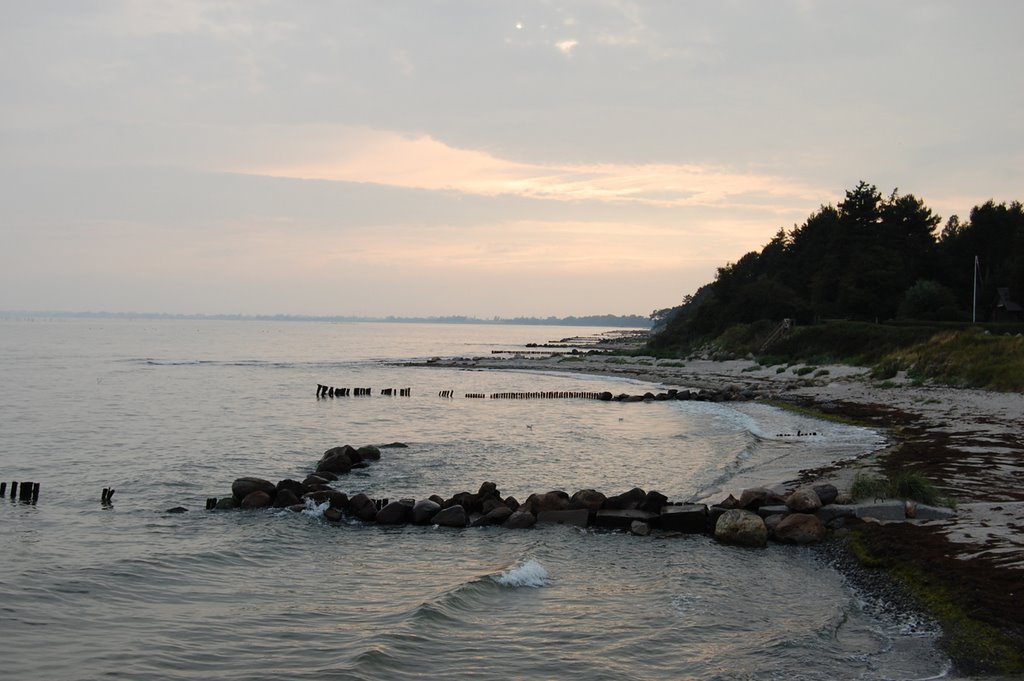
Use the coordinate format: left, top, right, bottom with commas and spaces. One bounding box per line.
0, 318, 952, 680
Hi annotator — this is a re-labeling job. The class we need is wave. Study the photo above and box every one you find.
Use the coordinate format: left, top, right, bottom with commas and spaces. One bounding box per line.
491, 558, 548, 588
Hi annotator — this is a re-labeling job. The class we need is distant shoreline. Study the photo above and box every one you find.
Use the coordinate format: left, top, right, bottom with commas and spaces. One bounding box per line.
0, 310, 653, 328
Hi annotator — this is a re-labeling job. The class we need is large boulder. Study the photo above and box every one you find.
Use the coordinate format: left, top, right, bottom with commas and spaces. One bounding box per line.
356, 445, 381, 461
521, 491, 570, 515
232, 477, 276, 502
276, 479, 309, 498
348, 493, 378, 521
738, 487, 783, 511
273, 488, 301, 508
472, 505, 513, 527
502, 510, 536, 529
639, 490, 669, 513
376, 500, 412, 525
602, 487, 647, 510
774, 513, 826, 544
240, 490, 273, 510
812, 483, 839, 506
412, 499, 442, 525
570, 489, 607, 511
714, 509, 768, 547
317, 446, 357, 474
433, 504, 468, 527
785, 487, 822, 512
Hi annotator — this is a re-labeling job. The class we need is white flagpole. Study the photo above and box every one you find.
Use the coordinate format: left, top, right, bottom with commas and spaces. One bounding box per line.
972, 255, 979, 323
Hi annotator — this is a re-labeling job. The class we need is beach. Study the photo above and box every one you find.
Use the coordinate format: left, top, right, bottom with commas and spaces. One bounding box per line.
419, 349, 1024, 673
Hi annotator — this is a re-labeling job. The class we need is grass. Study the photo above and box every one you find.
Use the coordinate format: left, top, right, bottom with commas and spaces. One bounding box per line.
792, 365, 817, 376
874, 328, 1024, 392
849, 470, 949, 507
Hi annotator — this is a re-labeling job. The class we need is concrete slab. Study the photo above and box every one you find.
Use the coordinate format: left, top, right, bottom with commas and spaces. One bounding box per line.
854, 500, 908, 521
536, 508, 590, 527
595, 509, 658, 530
659, 504, 708, 533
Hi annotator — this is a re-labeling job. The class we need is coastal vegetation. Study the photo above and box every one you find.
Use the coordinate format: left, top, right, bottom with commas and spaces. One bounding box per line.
648, 182, 1024, 389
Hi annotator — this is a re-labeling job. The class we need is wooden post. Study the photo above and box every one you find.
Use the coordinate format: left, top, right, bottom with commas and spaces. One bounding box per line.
0, 482, 5, 496
10, 481, 17, 499
32, 483, 40, 502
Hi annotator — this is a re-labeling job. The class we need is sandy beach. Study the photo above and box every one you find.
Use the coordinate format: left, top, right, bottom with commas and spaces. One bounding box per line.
419, 348, 1024, 673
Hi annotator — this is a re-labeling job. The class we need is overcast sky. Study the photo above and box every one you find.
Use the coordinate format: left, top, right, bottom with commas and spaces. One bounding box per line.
2, 1, 1022, 318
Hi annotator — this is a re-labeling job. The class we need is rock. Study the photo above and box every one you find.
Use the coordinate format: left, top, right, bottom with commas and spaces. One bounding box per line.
756, 504, 790, 519
215, 496, 237, 510
323, 507, 343, 522
521, 491, 570, 515
304, 490, 349, 509
570, 489, 607, 511
639, 490, 668, 513
812, 483, 839, 506
376, 500, 412, 525
481, 496, 508, 514
240, 491, 272, 509
785, 487, 822, 512
738, 487, 783, 511
302, 474, 333, 488
594, 509, 658, 530
312, 470, 339, 482
381, 442, 408, 448
912, 503, 955, 520
717, 494, 741, 509
356, 445, 381, 461
433, 504, 468, 527
276, 479, 309, 498
348, 493, 378, 521
502, 510, 536, 529
412, 498, 442, 525
603, 487, 646, 510
764, 513, 785, 538
472, 505, 513, 527
714, 509, 768, 547
232, 477, 276, 502
659, 504, 708, 533
504, 496, 520, 512
317, 445, 356, 474
536, 509, 590, 527
774, 513, 826, 544
273, 488, 301, 508
630, 521, 651, 536
477, 481, 498, 498
165, 506, 188, 514
446, 491, 479, 513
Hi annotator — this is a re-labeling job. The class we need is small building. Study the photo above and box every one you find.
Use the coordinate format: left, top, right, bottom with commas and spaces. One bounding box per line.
994, 287, 1024, 322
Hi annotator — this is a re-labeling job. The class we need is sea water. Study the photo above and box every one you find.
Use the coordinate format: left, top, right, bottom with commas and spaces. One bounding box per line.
0, 318, 950, 680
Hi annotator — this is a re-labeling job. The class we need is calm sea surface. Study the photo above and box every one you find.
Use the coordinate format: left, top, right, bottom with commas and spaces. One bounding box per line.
0, 319, 950, 680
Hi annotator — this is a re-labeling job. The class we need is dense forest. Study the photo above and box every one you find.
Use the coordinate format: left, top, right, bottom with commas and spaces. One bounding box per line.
651, 182, 1024, 349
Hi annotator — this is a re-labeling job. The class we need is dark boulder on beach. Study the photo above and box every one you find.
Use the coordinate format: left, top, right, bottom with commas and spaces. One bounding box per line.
303, 474, 334, 488
570, 489, 606, 511
639, 490, 668, 513
774, 513, 826, 544
502, 510, 536, 529
433, 504, 468, 527
232, 477, 276, 502
215, 496, 237, 510
504, 496, 520, 512
714, 509, 768, 547
412, 499, 442, 525
785, 487, 822, 512
349, 493, 378, 521
240, 490, 273, 509
738, 487, 783, 511
317, 446, 357, 474
603, 487, 646, 510
445, 491, 478, 512
812, 483, 839, 506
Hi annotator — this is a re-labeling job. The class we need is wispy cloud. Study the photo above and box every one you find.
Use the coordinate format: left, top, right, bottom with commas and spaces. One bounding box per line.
236, 125, 825, 212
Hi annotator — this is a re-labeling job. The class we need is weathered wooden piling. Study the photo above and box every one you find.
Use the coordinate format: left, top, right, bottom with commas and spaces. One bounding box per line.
10, 481, 18, 499
101, 487, 115, 504
0, 482, 5, 497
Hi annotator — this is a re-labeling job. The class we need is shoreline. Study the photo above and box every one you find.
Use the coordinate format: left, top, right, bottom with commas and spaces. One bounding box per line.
415, 351, 1024, 676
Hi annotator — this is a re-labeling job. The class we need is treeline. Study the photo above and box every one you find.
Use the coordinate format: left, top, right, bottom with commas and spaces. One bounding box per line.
4, 310, 652, 328
651, 181, 1024, 349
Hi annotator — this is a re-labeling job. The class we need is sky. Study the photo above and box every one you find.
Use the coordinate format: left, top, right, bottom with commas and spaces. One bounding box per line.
2, 1, 1022, 318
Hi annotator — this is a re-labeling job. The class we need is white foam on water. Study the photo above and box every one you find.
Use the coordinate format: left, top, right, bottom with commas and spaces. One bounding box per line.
300, 499, 330, 519
492, 559, 548, 588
